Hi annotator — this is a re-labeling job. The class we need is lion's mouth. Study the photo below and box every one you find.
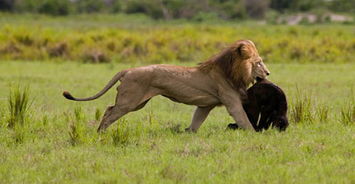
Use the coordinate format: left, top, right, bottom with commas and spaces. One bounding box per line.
252, 75, 266, 84
252, 76, 265, 84
256, 77, 263, 82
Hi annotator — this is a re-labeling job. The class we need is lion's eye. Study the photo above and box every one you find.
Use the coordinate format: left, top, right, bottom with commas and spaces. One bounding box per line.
257, 62, 262, 67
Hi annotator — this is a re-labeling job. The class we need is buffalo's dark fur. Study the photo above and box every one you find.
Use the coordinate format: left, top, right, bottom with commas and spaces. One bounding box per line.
228, 78, 289, 131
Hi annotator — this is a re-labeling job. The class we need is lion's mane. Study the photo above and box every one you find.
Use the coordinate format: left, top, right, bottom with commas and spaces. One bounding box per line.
198, 40, 254, 92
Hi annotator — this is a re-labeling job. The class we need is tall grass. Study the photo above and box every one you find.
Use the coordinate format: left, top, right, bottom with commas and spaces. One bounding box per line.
340, 104, 355, 125
290, 92, 354, 125
66, 106, 136, 146
41, 114, 49, 126
290, 93, 314, 124
95, 108, 102, 121
68, 107, 86, 146
0, 106, 4, 128
7, 86, 31, 128
111, 118, 130, 146
316, 105, 329, 122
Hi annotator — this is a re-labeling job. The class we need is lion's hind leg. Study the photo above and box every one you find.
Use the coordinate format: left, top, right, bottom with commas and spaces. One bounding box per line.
97, 83, 157, 132
97, 105, 128, 132
185, 106, 215, 132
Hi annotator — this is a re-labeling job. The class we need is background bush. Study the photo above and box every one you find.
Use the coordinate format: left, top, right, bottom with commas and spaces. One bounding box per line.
0, 17, 353, 63
0, 0, 353, 20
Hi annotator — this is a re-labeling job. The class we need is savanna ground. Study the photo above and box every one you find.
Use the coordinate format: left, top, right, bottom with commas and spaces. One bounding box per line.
0, 14, 354, 183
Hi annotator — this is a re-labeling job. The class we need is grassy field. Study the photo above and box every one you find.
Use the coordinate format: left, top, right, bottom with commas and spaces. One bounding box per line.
0, 13, 354, 183
0, 61, 354, 183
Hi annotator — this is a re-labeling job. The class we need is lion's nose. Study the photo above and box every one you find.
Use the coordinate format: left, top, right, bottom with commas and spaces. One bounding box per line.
266, 72, 270, 76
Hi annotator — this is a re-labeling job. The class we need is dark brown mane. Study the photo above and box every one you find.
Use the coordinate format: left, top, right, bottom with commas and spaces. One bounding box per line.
197, 43, 251, 91
198, 47, 232, 72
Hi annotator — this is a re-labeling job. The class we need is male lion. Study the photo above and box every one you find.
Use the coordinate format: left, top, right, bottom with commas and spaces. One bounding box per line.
63, 40, 270, 132
228, 78, 289, 131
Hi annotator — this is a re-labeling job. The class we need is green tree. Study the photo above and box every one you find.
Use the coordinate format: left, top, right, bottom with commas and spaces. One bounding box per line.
75, 0, 105, 13
327, 0, 355, 13
270, 0, 292, 12
38, 0, 72, 16
0, 0, 15, 11
245, 0, 270, 19
124, 0, 163, 19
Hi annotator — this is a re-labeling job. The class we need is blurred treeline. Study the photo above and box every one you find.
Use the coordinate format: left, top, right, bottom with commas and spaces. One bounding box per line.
0, 0, 353, 19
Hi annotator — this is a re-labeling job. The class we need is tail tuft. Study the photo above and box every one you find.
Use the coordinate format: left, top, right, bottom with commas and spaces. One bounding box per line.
63, 91, 75, 100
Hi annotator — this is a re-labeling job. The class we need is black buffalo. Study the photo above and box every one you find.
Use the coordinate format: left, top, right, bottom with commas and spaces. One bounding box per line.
228, 78, 289, 131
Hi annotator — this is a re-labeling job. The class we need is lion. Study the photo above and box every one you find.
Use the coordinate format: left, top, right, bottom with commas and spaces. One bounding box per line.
63, 40, 270, 132
227, 78, 289, 131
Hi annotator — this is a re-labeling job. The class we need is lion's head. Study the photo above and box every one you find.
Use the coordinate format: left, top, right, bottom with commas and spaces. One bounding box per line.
199, 40, 270, 89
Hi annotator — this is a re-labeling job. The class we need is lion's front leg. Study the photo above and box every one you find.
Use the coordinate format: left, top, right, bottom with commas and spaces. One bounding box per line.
220, 91, 255, 131
185, 106, 215, 132
226, 102, 255, 131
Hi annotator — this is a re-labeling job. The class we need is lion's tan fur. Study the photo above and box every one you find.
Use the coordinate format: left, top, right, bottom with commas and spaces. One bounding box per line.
63, 40, 270, 132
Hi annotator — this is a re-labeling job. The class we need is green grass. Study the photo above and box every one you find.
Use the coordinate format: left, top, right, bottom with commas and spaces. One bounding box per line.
6, 85, 31, 128
0, 61, 354, 183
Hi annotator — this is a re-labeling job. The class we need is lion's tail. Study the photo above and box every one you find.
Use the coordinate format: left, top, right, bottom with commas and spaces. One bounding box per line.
63, 70, 127, 101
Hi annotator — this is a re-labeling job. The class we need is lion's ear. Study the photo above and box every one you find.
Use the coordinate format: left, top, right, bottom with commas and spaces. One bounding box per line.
237, 43, 252, 59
